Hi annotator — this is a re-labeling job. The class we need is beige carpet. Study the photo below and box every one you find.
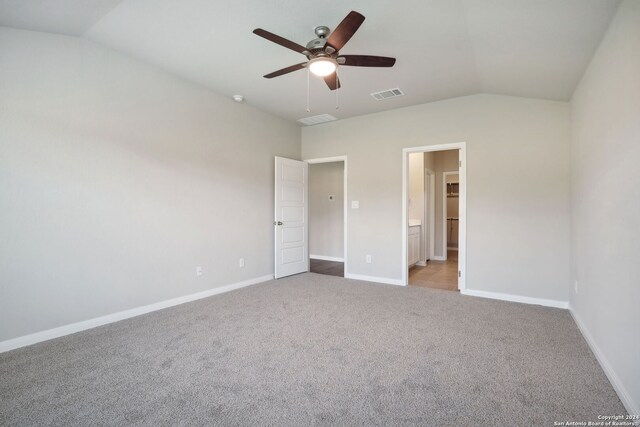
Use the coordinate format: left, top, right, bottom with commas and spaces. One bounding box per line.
0, 273, 625, 425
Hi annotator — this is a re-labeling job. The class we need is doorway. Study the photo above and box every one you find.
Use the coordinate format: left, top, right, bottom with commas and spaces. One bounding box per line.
402, 143, 466, 290
306, 156, 347, 277
424, 168, 435, 262
443, 171, 459, 259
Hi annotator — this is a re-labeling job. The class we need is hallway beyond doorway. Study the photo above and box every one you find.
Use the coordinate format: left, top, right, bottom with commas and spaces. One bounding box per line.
310, 259, 344, 277
409, 250, 458, 291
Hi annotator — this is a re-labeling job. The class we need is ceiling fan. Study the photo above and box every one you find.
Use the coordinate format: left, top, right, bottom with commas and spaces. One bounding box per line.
253, 11, 396, 91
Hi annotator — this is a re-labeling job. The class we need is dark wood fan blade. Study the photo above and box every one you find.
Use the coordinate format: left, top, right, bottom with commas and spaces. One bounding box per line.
253, 28, 307, 54
264, 63, 307, 79
326, 11, 365, 51
339, 55, 396, 67
323, 72, 341, 91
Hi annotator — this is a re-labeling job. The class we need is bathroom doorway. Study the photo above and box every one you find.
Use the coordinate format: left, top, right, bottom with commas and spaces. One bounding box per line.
402, 143, 466, 290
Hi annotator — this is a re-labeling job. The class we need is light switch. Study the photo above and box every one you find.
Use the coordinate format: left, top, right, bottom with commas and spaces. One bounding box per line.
351, 201, 359, 209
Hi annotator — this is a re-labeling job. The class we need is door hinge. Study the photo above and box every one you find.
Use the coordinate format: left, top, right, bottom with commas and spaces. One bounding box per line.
458, 270, 461, 278
459, 160, 462, 167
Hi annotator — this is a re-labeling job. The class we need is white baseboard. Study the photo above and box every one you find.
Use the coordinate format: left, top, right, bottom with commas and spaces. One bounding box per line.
431, 256, 446, 261
345, 273, 404, 286
309, 254, 344, 262
460, 289, 569, 309
416, 261, 427, 267
0, 274, 274, 354
569, 307, 639, 416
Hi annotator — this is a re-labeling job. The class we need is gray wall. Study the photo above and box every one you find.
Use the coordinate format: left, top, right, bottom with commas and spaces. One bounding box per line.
0, 27, 300, 342
408, 153, 424, 224
309, 162, 344, 259
408, 153, 425, 260
302, 94, 571, 302
570, 0, 640, 413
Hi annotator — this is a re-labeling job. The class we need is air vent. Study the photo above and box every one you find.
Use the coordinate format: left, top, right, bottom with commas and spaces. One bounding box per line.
297, 114, 338, 126
370, 88, 404, 101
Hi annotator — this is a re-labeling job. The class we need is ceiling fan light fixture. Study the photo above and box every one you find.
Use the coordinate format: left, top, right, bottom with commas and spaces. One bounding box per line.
308, 57, 337, 77
253, 11, 395, 91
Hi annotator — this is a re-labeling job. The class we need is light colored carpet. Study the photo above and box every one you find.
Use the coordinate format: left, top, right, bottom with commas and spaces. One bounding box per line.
0, 273, 625, 425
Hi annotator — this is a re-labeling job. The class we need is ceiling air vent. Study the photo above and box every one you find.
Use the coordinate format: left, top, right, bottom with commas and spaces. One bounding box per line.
371, 88, 404, 101
297, 114, 338, 126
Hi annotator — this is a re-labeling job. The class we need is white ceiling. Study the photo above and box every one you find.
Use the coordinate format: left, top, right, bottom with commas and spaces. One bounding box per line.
0, 0, 123, 36
0, 0, 620, 124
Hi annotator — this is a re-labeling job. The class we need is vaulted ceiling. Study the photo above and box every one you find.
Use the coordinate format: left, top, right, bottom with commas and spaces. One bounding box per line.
0, 0, 621, 124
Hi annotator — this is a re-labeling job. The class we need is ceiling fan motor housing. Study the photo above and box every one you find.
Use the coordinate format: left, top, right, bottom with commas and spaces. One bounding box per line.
305, 26, 336, 59
306, 38, 326, 51
306, 40, 332, 58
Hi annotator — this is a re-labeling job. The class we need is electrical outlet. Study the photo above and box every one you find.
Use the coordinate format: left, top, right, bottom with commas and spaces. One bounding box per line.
366, 254, 372, 264
196, 266, 203, 276
351, 201, 360, 209
574, 280, 578, 294
239, 258, 245, 268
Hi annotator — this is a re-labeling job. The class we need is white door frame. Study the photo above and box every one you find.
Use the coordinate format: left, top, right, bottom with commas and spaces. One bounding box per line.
442, 171, 459, 260
424, 168, 435, 261
402, 143, 466, 289
304, 156, 348, 276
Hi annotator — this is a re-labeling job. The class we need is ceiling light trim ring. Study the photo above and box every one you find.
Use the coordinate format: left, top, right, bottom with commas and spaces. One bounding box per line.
308, 57, 338, 77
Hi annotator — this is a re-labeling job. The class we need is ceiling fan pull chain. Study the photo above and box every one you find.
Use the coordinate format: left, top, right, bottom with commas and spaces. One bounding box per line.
335, 70, 340, 110
306, 67, 311, 113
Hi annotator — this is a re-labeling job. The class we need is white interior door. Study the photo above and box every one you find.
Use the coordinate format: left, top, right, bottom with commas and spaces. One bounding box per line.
274, 157, 308, 278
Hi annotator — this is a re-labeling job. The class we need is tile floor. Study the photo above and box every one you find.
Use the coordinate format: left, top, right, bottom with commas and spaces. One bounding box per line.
409, 250, 459, 291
